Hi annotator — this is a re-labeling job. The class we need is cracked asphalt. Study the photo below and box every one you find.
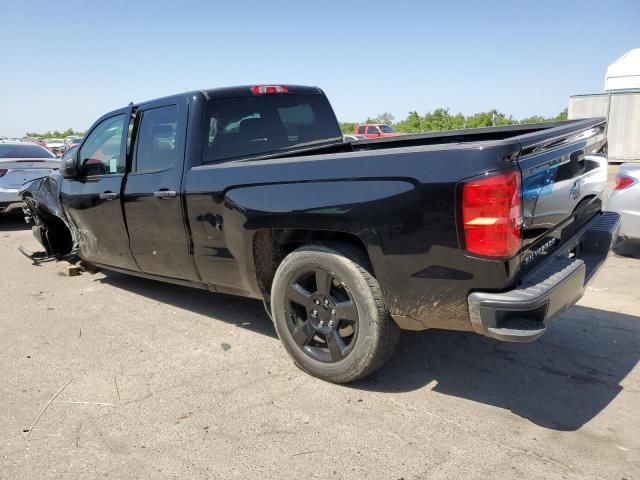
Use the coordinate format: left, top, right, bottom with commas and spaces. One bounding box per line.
1, 212, 639, 479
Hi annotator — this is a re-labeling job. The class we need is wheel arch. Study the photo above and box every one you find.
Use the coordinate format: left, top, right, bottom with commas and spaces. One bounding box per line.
252, 228, 374, 305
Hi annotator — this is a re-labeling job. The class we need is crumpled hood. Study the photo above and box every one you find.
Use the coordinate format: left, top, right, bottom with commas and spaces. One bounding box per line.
19, 170, 66, 220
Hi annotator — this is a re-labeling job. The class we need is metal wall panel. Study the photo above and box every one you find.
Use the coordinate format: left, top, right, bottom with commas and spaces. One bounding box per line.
569, 92, 640, 162
608, 93, 640, 161
568, 95, 609, 119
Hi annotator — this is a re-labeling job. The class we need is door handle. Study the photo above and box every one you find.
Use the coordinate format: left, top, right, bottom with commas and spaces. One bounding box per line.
153, 189, 177, 199
99, 191, 118, 200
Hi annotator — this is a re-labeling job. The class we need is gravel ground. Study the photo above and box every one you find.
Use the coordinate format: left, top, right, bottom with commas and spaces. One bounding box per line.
0, 208, 638, 479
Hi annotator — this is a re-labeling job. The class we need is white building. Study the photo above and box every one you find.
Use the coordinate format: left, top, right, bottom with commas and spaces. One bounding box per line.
569, 49, 640, 163
605, 49, 640, 91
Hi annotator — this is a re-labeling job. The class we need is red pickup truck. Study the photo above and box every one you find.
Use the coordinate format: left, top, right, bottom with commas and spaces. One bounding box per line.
354, 123, 403, 139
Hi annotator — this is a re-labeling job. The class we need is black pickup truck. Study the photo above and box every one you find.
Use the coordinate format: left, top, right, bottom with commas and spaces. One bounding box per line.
21, 85, 620, 383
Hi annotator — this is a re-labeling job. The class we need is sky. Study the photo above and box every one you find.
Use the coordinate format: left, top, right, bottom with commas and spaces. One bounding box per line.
0, 0, 638, 137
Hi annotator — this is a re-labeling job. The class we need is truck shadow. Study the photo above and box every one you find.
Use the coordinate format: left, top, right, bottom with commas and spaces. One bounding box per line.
96, 271, 637, 431
0, 213, 30, 231
614, 238, 640, 258
356, 305, 640, 431
98, 272, 277, 339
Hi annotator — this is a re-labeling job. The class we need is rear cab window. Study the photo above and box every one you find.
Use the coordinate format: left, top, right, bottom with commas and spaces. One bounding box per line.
203, 94, 341, 163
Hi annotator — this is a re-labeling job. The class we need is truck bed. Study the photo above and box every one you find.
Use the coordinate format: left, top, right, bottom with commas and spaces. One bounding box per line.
257, 118, 606, 162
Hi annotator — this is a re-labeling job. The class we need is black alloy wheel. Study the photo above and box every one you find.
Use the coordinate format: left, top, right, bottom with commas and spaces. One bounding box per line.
271, 244, 401, 383
285, 268, 358, 363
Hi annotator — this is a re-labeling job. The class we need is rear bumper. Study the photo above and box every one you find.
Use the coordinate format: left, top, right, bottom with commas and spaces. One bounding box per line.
0, 187, 20, 202
468, 211, 621, 342
0, 187, 22, 213
0, 201, 24, 213
608, 208, 640, 241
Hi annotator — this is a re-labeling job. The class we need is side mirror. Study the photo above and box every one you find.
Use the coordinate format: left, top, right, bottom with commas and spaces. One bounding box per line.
61, 149, 80, 179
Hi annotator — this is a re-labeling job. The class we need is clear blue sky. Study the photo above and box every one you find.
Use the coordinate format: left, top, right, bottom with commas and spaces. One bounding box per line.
1, 0, 638, 136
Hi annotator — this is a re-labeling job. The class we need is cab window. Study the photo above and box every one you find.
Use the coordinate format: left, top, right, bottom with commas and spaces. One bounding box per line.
79, 114, 125, 176
366, 126, 379, 135
203, 94, 341, 163
134, 106, 178, 173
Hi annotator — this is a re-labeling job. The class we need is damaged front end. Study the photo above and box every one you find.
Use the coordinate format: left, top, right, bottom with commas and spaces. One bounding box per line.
19, 171, 75, 257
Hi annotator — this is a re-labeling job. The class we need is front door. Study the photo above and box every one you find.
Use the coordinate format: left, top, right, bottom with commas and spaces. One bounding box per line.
122, 100, 198, 281
61, 110, 139, 271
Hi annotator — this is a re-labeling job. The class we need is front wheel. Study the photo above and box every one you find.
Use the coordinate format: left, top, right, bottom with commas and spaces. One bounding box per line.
270, 244, 400, 383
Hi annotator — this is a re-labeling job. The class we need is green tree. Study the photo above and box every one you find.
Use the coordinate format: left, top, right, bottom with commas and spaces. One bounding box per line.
394, 111, 422, 133
519, 115, 547, 124
342, 105, 569, 135
519, 108, 568, 124
339, 122, 357, 134
420, 108, 466, 131
23, 129, 85, 139
554, 108, 568, 121
465, 110, 516, 128
374, 112, 395, 126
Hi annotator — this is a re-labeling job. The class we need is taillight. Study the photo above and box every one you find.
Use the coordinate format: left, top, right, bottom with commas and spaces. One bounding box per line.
614, 175, 636, 190
0, 169, 6, 177
462, 170, 522, 258
250, 85, 289, 95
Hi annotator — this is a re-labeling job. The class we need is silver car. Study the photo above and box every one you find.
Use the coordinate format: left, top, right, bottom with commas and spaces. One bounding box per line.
0, 143, 61, 214
607, 163, 640, 241
342, 134, 367, 142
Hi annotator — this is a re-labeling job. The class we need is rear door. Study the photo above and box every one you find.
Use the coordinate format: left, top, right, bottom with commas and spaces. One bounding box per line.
122, 98, 198, 281
61, 109, 139, 271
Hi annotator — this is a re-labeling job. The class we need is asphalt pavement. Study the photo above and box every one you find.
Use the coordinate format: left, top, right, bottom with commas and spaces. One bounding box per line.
1, 212, 638, 479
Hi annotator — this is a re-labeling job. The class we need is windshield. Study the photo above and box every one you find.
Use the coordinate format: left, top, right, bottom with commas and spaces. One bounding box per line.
0, 144, 55, 159
203, 94, 342, 163
379, 125, 396, 133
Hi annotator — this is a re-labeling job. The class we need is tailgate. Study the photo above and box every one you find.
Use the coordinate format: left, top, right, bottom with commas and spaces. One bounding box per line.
516, 119, 608, 274
0, 158, 61, 189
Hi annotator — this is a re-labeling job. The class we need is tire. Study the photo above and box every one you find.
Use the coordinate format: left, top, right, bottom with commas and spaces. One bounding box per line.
270, 244, 400, 383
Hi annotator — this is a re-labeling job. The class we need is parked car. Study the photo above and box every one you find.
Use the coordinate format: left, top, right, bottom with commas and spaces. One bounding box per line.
20, 84, 619, 383
0, 143, 60, 214
354, 123, 403, 139
528, 153, 608, 228
607, 163, 640, 242
25, 137, 48, 148
44, 138, 65, 156
61, 136, 83, 154
64, 136, 83, 144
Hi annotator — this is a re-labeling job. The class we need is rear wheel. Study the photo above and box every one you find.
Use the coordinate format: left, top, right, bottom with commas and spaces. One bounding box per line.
270, 244, 400, 383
